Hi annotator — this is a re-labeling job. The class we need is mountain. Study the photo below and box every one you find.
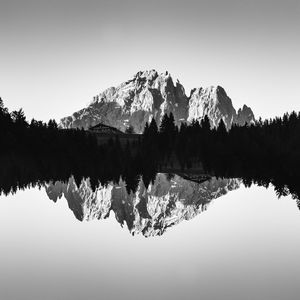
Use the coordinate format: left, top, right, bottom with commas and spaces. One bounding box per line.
237, 104, 256, 126
188, 86, 236, 129
60, 70, 255, 133
45, 174, 240, 237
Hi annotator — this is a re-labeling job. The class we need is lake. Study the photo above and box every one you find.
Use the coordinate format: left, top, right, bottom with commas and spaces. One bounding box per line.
0, 174, 300, 300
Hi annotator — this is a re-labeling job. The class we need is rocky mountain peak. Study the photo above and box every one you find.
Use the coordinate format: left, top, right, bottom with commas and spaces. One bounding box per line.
60, 70, 188, 133
188, 85, 237, 129
60, 70, 255, 132
45, 174, 241, 237
132, 69, 160, 84
237, 104, 255, 126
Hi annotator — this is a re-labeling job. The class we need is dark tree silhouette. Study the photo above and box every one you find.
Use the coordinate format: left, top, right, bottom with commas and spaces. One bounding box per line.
1, 96, 300, 202
149, 118, 158, 136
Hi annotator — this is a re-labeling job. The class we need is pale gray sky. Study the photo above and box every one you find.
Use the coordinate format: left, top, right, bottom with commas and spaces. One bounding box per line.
0, 0, 299, 122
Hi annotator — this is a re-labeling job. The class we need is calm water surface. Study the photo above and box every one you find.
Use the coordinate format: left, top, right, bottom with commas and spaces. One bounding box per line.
0, 182, 300, 300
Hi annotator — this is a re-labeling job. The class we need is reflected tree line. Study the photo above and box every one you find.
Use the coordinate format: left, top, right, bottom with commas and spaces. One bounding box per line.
1, 97, 300, 205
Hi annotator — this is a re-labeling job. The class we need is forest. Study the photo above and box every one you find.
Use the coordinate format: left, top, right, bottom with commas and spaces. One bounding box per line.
1, 97, 300, 202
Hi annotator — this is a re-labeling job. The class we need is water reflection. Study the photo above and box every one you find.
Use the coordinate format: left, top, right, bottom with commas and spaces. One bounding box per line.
1, 154, 300, 238
46, 174, 240, 237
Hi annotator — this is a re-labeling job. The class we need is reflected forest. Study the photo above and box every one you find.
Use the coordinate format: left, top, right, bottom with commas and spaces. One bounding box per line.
1, 97, 300, 208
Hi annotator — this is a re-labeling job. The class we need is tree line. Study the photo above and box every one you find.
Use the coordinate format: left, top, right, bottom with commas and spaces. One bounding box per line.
141, 111, 300, 200
1, 97, 300, 201
142, 110, 300, 173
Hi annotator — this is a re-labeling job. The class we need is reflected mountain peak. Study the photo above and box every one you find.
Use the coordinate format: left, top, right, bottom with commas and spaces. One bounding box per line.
46, 174, 241, 237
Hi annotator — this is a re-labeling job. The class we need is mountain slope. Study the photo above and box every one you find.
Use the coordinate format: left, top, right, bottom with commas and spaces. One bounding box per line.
45, 174, 240, 237
188, 86, 238, 129
60, 70, 255, 132
60, 70, 188, 133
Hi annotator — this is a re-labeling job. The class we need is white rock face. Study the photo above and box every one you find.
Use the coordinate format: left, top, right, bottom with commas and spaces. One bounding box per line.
45, 174, 240, 237
188, 86, 238, 129
60, 70, 255, 132
60, 70, 188, 133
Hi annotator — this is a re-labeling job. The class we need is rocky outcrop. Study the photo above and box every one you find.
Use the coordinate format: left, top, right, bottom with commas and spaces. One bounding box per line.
188, 86, 238, 129
237, 104, 255, 126
45, 174, 240, 237
60, 70, 188, 133
60, 70, 255, 132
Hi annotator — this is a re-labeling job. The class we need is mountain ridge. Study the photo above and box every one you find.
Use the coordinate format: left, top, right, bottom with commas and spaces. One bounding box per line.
60, 70, 255, 133
45, 174, 241, 237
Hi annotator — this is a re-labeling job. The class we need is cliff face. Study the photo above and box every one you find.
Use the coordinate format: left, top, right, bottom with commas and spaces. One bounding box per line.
237, 104, 256, 126
60, 70, 188, 133
188, 86, 238, 129
60, 70, 255, 133
45, 174, 240, 237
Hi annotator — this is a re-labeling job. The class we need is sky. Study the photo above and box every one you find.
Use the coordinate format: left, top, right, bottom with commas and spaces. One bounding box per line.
0, 0, 299, 122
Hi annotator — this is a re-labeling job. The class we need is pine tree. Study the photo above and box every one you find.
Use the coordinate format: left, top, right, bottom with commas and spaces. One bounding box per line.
11, 109, 27, 126
149, 118, 158, 136
159, 113, 169, 134
48, 119, 58, 130
201, 115, 211, 132
217, 119, 227, 136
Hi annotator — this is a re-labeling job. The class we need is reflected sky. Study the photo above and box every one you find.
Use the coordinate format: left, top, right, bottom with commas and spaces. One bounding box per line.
0, 185, 300, 300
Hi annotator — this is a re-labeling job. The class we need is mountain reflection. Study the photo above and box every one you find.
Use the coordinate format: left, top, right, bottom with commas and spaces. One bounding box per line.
46, 174, 240, 237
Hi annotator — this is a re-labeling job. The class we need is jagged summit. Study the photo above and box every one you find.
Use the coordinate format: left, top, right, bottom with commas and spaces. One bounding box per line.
45, 174, 241, 237
60, 70, 255, 133
188, 85, 239, 128
133, 69, 159, 79
237, 104, 255, 126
